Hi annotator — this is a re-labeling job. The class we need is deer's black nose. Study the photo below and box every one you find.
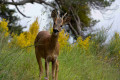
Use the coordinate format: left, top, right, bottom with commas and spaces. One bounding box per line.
53, 29, 59, 33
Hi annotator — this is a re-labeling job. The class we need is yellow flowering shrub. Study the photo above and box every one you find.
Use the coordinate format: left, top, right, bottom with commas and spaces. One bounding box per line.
11, 19, 39, 48
58, 29, 69, 49
76, 36, 91, 50
16, 33, 26, 48
0, 19, 9, 37
29, 18, 39, 37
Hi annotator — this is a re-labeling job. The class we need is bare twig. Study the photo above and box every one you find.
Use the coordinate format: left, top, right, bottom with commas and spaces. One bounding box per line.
11, 0, 31, 18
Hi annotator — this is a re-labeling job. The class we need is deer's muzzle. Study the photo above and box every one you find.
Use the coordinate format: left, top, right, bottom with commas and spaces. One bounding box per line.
53, 29, 59, 33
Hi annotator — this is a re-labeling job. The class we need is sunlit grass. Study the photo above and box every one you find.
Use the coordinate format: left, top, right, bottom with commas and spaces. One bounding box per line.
0, 44, 119, 80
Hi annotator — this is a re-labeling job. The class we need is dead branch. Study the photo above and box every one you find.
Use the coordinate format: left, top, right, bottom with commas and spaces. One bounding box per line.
0, 0, 55, 18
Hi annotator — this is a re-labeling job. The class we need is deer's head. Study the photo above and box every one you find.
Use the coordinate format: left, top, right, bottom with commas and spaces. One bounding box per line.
51, 10, 71, 35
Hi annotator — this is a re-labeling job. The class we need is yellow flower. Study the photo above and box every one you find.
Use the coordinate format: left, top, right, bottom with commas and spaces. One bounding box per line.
58, 29, 69, 49
11, 18, 39, 48
119, 51, 120, 54
104, 56, 108, 60
4, 32, 9, 37
76, 36, 90, 51
0, 19, 9, 37
29, 18, 39, 36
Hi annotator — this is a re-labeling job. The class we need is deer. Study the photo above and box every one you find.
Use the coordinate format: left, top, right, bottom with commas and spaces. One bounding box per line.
34, 10, 71, 80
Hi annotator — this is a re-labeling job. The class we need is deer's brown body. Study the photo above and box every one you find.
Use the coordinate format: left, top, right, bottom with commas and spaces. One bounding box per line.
35, 31, 59, 60
34, 10, 70, 80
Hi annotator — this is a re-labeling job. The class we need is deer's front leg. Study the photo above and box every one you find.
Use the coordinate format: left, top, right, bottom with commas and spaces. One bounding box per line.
35, 55, 43, 80
52, 60, 56, 80
55, 60, 59, 80
45, 59, 49, 80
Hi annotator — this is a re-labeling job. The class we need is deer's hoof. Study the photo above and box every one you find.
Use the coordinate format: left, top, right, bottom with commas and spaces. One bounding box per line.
45, 77, 49, 80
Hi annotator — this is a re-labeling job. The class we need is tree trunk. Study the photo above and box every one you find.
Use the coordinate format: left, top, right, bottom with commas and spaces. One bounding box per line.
70, 8, 82, 37
69, 22, 79, 37
76, 14, 82, 36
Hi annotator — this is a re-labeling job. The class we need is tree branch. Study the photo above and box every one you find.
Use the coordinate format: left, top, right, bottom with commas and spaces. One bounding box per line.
70, 7, 82, 36
35, 0, 55, 8
1, 0, 55, 8
0, 0, 56, 18
11, 0, 31, 18
69, 22, 78, 37
1, 0, 33, 5
70, 8, 78, 23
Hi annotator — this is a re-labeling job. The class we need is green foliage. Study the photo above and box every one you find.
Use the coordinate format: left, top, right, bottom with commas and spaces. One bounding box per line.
92, 28, 107, 46
108, 32, 120, 55
62, 3, 92, 28
87, 28, 108, 55
107, 32, 120, 67
76, 5, 91, 27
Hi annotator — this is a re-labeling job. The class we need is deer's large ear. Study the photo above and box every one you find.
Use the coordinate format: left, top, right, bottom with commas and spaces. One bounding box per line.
63, 16, 71, 25
51, 9, 57, 21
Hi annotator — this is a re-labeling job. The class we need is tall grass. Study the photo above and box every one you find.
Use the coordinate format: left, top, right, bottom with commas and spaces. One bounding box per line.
0, 35, 119, 80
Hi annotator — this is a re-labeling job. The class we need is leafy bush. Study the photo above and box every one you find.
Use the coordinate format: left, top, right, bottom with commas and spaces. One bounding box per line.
108, 32, 120, 55
107, 32, 120, 67
88, 28, 108, 55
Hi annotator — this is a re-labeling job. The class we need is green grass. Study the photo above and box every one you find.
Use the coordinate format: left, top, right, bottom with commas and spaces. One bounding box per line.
0, 44, 120, 80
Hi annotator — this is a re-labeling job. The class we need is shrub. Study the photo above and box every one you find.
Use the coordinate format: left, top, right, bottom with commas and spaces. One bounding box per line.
107, 32, 120, 67
58, 29, 69, 49
76, 36, 91, 51
10, 19, 39, 48
92, 28, 107, 46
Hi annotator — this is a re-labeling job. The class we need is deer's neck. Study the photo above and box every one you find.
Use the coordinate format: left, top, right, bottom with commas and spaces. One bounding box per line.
50, 32, 59, 49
